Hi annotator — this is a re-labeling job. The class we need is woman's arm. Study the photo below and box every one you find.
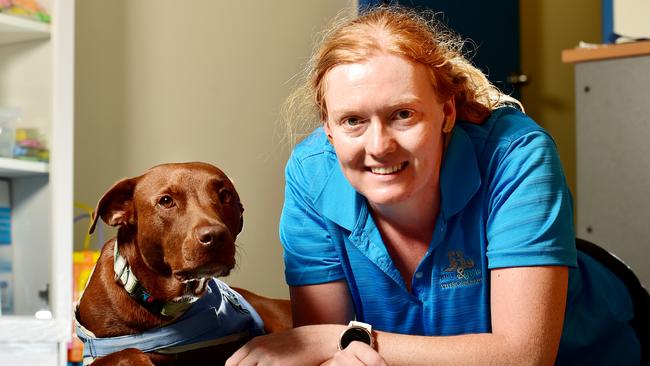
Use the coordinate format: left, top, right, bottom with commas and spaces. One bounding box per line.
291, 280, 354, 326
228, 266, 567, 366
234, 265, 568, 366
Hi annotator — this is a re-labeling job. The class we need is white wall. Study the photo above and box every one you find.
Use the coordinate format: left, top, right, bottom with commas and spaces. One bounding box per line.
75, 0, 355, 298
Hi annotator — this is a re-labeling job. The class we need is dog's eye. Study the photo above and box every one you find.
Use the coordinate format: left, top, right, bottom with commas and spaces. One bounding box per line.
219, 189, 234, 204
158, 195, 175, 208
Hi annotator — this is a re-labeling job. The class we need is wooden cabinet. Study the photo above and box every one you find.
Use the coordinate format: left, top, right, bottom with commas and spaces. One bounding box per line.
563, 41, 650, 289
0, 1, 74, 365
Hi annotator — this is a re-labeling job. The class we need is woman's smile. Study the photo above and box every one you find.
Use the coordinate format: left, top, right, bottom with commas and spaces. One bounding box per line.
367, 162, 407, 175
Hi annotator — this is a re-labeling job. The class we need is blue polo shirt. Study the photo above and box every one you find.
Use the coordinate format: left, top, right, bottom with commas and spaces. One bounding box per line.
280, 107, 640, 364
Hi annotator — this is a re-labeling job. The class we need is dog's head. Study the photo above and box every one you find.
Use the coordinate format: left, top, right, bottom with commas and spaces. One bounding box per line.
90, 162, 244, 298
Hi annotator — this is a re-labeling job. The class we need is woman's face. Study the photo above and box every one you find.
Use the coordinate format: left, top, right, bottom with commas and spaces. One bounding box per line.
323, 53, 455, 209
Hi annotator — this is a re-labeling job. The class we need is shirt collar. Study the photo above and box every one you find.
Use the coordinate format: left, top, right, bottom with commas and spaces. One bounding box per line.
313, 126, 481, 230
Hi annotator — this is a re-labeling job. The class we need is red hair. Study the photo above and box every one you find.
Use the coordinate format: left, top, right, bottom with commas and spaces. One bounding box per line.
312, 7, 515, 123
283, 6, 519, 143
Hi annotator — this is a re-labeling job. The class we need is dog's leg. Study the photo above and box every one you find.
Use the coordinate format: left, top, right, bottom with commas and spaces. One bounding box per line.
91, 348, 155, 366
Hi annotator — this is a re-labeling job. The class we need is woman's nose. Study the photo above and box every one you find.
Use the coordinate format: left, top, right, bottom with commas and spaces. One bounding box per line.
366, 120, 396, 157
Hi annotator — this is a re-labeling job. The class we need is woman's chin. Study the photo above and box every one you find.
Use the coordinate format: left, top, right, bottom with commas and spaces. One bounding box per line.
362, 189, 409, 207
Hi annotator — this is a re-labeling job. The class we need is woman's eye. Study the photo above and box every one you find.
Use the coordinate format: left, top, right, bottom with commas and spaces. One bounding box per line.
396, 110, 414, 120
343, 117, 361, 127
219, 189, 234, 204
158, 195, 175, 208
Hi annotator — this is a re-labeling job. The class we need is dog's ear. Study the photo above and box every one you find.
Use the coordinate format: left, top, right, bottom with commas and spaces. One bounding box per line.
89, 177, 138, 234
220, 174, 244, 237
234, 201, 244, 236
221, 191, 244, 238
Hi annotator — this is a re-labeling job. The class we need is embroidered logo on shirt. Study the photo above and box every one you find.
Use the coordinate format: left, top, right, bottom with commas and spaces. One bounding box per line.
439, 250, 482, 289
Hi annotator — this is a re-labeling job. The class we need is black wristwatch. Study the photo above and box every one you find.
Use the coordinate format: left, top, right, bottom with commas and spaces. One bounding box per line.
338, 321, 375, 350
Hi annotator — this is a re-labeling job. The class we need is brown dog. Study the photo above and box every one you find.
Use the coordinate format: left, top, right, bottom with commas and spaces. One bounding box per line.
75, 162, 291, 365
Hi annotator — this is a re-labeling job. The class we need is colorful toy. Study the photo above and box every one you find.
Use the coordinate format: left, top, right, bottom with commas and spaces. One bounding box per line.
0, 0, 50, 23
14, 128, 49, 162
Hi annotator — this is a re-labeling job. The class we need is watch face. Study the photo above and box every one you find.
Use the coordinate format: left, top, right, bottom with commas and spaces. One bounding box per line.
340, 327, 372, 349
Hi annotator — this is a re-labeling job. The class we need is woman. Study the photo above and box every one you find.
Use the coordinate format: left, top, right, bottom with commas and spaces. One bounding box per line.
227, 6, 640, 366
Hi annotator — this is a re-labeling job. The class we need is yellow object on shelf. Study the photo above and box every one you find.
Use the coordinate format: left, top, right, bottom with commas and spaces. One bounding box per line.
73, 250, 99, 299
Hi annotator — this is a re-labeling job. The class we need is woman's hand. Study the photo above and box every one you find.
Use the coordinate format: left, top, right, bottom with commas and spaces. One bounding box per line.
226, 324, 344, 366
322, 341, 388, 366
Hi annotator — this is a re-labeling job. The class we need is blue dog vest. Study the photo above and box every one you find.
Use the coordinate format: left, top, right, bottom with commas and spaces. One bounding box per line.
75, 279, 265, 365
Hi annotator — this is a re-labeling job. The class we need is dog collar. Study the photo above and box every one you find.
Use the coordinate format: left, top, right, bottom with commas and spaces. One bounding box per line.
113, 239, 197, 318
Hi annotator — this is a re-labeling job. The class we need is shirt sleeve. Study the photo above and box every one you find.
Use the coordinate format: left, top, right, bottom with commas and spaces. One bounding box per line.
486, 130, 577, 269
280, 151, 346, 286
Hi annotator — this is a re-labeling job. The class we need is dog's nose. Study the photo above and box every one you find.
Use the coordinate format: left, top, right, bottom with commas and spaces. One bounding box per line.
195, 225, 228, 247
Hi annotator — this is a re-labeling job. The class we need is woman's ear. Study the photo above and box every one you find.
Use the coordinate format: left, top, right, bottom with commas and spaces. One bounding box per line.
323, 121, 333, 143
442, 98, 457, 133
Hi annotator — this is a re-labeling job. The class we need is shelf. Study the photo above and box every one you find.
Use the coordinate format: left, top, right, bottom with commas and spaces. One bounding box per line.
0, 317, 68, 342
562, 40, 650, 64
0, 1, 73, 364
0, 157, 48, 177
0, 13, 50, 46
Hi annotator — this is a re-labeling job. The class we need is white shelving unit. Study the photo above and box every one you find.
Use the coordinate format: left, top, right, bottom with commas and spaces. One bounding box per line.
0, 1, 74, 365
0, 157, 48, 177
0, 13, 49, 44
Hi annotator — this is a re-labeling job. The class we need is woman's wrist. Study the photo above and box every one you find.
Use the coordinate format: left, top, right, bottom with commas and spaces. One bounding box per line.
297, 324, 348, 361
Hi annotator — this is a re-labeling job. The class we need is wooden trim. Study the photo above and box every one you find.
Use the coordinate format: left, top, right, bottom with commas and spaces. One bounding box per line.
562, 40, 650, 64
